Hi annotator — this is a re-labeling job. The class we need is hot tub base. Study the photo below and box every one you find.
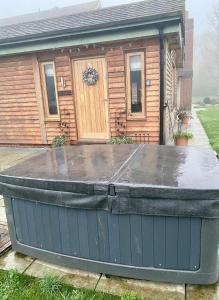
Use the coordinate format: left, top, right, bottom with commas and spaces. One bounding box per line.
4, 196, 219, 285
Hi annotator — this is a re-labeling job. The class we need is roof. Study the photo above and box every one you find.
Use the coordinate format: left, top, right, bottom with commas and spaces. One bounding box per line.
0, 0, 185, 45
0, 0, 101, 27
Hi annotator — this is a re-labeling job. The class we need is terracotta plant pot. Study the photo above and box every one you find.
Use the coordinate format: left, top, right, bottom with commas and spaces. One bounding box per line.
174, 137, 189, 146
181, 116, 190, 125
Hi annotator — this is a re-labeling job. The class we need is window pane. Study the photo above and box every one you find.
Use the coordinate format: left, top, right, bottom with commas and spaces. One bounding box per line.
44, 64, 58, 115
130, 55, 142, 113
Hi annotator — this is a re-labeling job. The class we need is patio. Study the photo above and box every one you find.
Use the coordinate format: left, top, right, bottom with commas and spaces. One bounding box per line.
0, 148, 45, 257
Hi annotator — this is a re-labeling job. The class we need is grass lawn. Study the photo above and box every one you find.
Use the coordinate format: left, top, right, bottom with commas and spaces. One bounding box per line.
0, 269, 144, 300
197, 107, 219, 154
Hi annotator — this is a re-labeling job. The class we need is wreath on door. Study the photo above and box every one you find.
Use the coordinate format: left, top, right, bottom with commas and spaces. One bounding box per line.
82, 67, 98, 86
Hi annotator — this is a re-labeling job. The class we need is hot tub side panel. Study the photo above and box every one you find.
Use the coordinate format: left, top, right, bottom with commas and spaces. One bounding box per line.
4, 196, 219, 284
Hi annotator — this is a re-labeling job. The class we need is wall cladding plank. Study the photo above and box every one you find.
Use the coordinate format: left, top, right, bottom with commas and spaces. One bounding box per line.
0, 55, 42, 145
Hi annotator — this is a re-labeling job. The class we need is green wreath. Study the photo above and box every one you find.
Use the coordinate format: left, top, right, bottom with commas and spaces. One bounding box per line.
82, 67, 99, 86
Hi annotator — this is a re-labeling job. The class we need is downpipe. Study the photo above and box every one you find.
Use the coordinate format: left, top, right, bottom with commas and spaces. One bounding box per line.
159, 28, 165, 145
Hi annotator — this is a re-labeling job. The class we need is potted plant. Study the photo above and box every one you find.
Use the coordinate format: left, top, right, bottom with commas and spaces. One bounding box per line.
173, 131, 193, 146
177, 111, 192, 125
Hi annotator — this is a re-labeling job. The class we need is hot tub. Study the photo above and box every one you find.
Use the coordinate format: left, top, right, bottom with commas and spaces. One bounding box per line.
0, 144, 219, 284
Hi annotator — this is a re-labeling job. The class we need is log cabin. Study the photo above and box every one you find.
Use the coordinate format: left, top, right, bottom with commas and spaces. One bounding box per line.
0, 0, 185, 146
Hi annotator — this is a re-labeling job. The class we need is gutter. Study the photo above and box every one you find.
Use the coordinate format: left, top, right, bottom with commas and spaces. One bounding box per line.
159, 28, 165, 145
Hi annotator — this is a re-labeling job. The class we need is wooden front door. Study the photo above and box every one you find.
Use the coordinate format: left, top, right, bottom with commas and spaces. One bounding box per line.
73, 57, 109, 140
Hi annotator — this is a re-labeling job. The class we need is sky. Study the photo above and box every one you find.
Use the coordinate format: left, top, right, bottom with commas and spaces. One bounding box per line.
187, 0, 218, 34
0, 0, 218, 35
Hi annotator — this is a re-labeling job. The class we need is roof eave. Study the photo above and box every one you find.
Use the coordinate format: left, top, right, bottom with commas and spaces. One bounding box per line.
0, 17, 183, 57
0, 13, 183, 47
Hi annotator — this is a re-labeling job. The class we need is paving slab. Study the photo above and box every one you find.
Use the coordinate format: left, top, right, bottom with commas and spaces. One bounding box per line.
167, 106, 211, 149
24, 259, 100, 290
187, 284, 219, 300
96, 275, 185, 300
0, 197, 6, 225
0, 250, 34, 273
0, 147, 45, 172
0, 207, 7, 225
0, 223, 11, 255
0, 195, 4, 207
189, 107, 211, 148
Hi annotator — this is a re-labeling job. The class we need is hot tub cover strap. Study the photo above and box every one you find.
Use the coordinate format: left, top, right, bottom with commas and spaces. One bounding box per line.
0, 183, 109, 211
1, 182, 219, 218
109, 196, 219, 218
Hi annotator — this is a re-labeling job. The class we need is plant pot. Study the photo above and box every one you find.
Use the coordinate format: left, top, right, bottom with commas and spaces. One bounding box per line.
181, 116, 190, 125
174, 137, 189, 146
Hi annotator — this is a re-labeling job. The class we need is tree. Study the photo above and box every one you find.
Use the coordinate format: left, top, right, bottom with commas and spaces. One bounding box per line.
208, 2, 219, 95
193, 2, 219, 97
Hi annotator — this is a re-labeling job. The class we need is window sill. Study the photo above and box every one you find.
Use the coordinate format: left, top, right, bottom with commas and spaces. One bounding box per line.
45, 117, 60, 122
127, 115, 146, 121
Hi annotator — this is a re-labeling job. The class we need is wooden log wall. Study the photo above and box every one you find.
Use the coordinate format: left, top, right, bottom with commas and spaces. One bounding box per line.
0, 38, 161, 145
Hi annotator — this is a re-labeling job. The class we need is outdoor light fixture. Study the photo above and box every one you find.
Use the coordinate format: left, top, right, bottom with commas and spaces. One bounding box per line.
60, 77, 66, 88
146, 79, 152, 86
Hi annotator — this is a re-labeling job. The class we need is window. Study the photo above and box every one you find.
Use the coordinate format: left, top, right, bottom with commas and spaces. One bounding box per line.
126, 52, 145, 118
41, 62, 59, 119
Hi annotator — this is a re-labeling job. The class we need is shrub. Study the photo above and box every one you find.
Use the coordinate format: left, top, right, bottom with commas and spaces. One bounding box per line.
211, 98, 219, 105
52, 135, 67, 148
108, 136, 133, 144
173, 131, 193, 140
203, 97, 211, 104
